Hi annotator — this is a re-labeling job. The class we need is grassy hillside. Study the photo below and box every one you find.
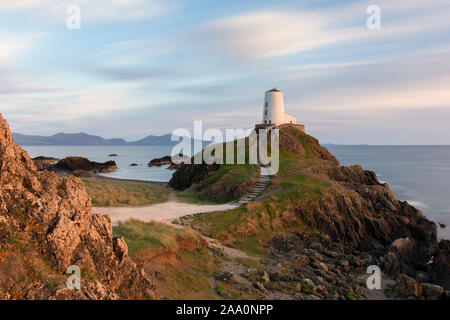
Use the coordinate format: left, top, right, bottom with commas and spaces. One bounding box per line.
171, 138, 260, 203
82, 178, 170, 207
180, 125, 337, 256
113, 220, 262, 299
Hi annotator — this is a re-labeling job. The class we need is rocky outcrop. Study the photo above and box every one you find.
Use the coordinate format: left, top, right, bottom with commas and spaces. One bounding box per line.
32, 156, 59, 171
0, 114, 154, 299
428, 240, 450, 289
50, 157, 118, 174
178, 124, 448, 298
169, 162, 220, 191
278, 124, 339, 164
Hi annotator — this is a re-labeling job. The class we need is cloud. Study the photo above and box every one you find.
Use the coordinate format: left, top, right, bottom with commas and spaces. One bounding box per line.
198, 11, 353, 60
196, 1, 450, 61
0, 0, 177, 24
0, 33, 36, 64
84, 65, 177, 82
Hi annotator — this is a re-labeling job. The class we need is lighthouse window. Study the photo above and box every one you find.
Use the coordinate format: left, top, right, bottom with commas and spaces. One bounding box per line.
265, 102, 268, 108
264, 110, 267, 116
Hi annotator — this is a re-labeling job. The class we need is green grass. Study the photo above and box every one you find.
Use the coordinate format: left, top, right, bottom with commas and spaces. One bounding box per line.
277, 173, 331, 200
113, 219, 201, 256
178, 163, 258, 204
82, 178, 170, 207
231, 257, 263, 270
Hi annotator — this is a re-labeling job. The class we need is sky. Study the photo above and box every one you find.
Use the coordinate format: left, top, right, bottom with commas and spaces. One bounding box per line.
1, 0, 450, 144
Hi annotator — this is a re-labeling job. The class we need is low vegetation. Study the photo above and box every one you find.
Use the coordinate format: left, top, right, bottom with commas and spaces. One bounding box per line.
113, 219, 222, 299
0, 234, 66, 299
177, 163, 259, 204
113, 219, 202, 256
81, 178, 170, 207
172, 138, 260, 203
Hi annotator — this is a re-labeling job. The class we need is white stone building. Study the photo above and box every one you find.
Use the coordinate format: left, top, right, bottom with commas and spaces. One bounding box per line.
262, 88, 297, 126
255, 88, 305, 133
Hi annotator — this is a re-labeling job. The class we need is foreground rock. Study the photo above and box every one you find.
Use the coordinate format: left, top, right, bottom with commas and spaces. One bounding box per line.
0, 114, 154, 299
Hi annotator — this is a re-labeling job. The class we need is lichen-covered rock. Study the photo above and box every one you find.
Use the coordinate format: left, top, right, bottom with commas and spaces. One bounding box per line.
0, 114, 154, 299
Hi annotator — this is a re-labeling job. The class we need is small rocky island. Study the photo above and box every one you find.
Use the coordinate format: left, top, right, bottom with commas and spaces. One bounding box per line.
148, 154, 190, 170
32, 156, 118, 176
32, 156, 59, 171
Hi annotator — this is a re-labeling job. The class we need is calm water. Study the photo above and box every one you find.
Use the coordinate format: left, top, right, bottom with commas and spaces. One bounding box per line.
327, 145, 450, 240
23, 145, 450, 239
24, 146, 174, 182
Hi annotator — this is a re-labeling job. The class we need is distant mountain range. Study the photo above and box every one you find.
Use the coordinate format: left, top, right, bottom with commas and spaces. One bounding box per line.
13, 132, 205, 146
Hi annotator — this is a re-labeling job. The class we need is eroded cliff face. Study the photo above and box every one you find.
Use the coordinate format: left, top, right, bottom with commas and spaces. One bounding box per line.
0, 114, 154, 299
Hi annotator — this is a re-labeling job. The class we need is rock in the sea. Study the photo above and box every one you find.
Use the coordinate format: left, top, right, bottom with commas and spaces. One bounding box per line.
148, 154, 189, 169
108, 154, 118, 157
51, 156, 118, 174
148, 156, 172, 167
0, 114, 153, 300
130, 163, 138, 167
397, 274, 423, 298
32, 156, 59, 171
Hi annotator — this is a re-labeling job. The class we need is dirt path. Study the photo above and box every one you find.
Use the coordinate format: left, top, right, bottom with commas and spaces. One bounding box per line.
202, 235, 253, 259
92, 201, 237, 225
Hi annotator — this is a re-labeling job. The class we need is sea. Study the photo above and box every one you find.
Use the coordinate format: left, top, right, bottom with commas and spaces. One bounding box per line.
23, 145, 450, 240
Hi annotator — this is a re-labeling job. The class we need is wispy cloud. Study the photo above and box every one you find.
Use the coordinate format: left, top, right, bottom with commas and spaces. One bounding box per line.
1, 1, 450, 144
196, 1, 450, 61
0, 0, 177, 24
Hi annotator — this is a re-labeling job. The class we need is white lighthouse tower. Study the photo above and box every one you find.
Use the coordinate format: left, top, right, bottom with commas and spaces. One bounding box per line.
261, 88, 297, 126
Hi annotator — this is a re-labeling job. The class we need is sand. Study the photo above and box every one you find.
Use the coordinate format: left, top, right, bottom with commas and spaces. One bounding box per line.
92, 201, 237, 225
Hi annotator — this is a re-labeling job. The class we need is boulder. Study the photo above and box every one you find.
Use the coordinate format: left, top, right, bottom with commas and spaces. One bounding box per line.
262, 270, 270, 283
253, 282, 266, 292
216, 271, 238, 284
421, 283, 444, 298
428, 240, 450, 290
397, 274, 423, 298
